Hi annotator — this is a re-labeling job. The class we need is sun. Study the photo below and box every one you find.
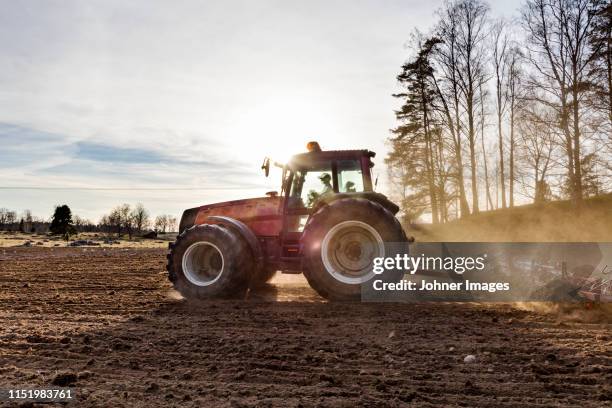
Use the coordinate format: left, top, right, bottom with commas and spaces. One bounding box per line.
227, 94, 340, 165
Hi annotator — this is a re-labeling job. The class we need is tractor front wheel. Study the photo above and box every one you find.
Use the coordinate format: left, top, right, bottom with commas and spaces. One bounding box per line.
167, 224, 252, 299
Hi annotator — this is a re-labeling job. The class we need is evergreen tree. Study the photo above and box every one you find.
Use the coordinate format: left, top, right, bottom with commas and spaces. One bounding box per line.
50, 205, 75, 236
388, 37, 445, 223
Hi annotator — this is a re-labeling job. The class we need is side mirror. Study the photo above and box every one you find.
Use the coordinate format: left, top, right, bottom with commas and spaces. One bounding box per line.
261, 157, 270, 177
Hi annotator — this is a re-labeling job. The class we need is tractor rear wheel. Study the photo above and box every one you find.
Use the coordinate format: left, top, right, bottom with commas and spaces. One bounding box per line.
167, 224, 252, 299
301, 198, 406, 301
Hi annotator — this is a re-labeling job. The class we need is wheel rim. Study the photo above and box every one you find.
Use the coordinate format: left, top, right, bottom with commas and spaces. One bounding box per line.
182, 241, 224, 286
321, 220, 384, 285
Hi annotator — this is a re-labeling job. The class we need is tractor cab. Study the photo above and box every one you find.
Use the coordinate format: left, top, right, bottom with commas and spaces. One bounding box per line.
285, 149, 375, 201
259, 143, 378, 232
282, 148, 376, 229
273, 145, 378, 270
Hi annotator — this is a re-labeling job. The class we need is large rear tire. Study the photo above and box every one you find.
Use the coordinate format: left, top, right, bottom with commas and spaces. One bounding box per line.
301, 198, 406, 301
167, 224, 252, 299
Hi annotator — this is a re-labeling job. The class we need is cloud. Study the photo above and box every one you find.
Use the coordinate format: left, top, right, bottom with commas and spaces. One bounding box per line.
75, 141, 168, 164
0, 123, 74, 172
0, 122, 261, 189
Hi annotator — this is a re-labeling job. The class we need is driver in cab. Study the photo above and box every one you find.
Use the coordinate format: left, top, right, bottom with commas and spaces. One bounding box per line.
319, 173, 333, 196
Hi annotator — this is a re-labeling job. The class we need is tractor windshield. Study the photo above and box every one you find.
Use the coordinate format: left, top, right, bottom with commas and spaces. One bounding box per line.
290, 167, 332, 208
288, 158, 364, 208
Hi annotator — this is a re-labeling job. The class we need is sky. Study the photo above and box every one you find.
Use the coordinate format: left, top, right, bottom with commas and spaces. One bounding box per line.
0, 0, 519, 222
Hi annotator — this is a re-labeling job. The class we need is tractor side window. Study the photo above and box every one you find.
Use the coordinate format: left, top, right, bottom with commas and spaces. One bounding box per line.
289, 168, 333, 208
337, 160, 364, 193
289, 171, 304, 204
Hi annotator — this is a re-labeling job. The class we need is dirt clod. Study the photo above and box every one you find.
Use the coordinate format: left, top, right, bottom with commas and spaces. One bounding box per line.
51, 371, 77, 386
464, 354, 477, 363
146, 383, 159, 393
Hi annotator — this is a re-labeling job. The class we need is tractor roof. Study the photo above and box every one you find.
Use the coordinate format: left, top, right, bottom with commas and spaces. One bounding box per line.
289, 149, 375, 169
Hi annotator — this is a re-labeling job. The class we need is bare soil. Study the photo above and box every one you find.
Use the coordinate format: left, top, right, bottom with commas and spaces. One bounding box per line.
0, 247, 610, 407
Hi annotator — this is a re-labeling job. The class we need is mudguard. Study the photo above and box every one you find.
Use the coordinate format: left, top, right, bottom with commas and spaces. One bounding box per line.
206, 215, 263, 273
312, 192, 400, 215
178, 207, 199, 233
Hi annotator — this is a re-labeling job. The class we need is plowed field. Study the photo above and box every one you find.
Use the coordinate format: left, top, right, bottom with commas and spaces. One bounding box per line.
0, 247, 610, 407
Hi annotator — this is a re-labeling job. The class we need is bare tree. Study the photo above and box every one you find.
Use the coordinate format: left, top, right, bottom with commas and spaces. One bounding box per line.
22, 209, 33, 232
130, 203, 150, 234
516, 107, 558, 202
117, 204, 134, 239
436, 0, 490, 214
0, 208, 8, 229
5, 210, 16, 230
108, 209, 122, 237
104, 204, 133, 238
155, 215, 168, 233
522, 0, 598, 203
478, 78, 495, 210
507, 45, 523, 207
492, 19, 509, 208
454, 0, 490, 214
433, 4, 471, 217
98, 214, 114, 236
154, 215, 178, 233
73, 215, 86, 230
0, 208, 13, 230
73, 215, 95, 232
167, 216, 177, 233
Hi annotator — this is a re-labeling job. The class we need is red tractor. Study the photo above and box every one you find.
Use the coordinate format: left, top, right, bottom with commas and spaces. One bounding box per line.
167, 142, 408, 300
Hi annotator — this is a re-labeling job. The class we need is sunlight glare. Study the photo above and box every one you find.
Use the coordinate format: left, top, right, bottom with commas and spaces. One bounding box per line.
228, 94, 340, 165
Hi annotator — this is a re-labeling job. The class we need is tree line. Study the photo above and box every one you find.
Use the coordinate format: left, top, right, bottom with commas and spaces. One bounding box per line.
386, 0, 611, 223
0, 204, 177, 238
98, 204, 177, 238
